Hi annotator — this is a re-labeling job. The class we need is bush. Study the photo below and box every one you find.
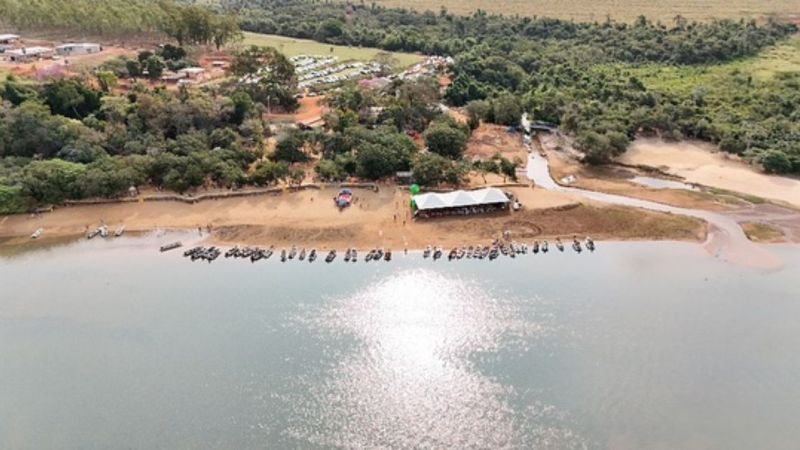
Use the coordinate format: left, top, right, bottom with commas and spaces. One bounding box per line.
424, 119, 469, 160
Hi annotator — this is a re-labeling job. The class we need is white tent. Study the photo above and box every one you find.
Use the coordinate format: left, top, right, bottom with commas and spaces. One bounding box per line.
413, 187, 509, 211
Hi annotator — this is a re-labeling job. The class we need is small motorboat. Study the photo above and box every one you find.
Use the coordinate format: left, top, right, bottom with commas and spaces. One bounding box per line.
251, 249, 264, 262
264, 247, 274, 259
280, 249, 287, 262
532, 241, 540, 254
86, 228, 100, 239
31, 228, 43, 239
373, 248, 383, 261
160, 241, 182, 252
288, 246, 297, 260
585, 237, 595, 252
184, 246, 201, 257
350, 249, 357, 262
299, 248, 307, 261
542, 241, 549, 253
384, 250, 392, 262
325, 250, 337, 263
114, 225, 125, 237
448, 249, 457, 261
555, 238, 565, 252
423, 246, 432, 259
308, 249, 317, 262
433, 247, 442, 261
572, 239, 582, 253
225, 247, 239, 258
99, 225, 109, 238
344, 249, 352, 263
365, 250, 374, 262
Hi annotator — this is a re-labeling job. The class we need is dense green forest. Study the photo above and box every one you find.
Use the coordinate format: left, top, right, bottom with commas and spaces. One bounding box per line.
0, 0, 240, 43
1, 0, 800, 214
229, 0, 800, 173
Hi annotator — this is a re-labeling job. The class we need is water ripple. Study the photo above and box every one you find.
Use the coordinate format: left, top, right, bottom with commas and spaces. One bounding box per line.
286, 269, 589, 449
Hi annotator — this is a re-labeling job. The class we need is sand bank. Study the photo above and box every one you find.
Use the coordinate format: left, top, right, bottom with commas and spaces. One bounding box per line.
620, 139, 800, 208
0, 185, 705, 250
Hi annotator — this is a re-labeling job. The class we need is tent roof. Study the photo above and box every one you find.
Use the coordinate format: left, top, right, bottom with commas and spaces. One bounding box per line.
413, 188, 509, 211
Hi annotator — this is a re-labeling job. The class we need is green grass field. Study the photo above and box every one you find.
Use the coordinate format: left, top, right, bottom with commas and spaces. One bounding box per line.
373, 0, 799, 23
242, 32, 422, 68
595, 34, 800, 95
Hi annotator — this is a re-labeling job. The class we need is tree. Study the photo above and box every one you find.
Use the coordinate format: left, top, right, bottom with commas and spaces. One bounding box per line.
144, 55, 166, 80
315, 159, 345, 181
315, 19, 345, 42
761, 150, 793, 174
356, 143, 399, 180
424, 120, 469, 159
251, 160, 289, 185
272, 132, 309, 163
412, 152, 450, 187
465, 99, 491, 130
288, 168, 306, 186
229, 91, 255, 125
95, 71, 119, 93
42, 78, 102, 119
230, 46, 297, 111
492, 94, 522, 126
20, 159, 87, 203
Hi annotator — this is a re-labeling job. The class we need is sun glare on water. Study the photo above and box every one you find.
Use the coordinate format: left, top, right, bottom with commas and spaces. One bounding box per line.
288, 269, 586, 449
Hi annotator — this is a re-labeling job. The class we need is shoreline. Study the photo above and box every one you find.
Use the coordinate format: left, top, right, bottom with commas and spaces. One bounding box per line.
0, 185, 707, 252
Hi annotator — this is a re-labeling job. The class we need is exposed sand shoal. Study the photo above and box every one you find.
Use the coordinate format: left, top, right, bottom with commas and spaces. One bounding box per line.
0, 186, 705, 250
620, 139, 800, 208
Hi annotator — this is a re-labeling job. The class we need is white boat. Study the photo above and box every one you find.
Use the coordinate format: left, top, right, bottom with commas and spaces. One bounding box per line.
99, 225, 109, 238
31, 228, 43, 239
114, 225, 125, 237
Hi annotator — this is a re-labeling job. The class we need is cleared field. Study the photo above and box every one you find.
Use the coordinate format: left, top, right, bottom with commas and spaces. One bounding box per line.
241, 32, 422, 68
373, 0, 800, 23
594, 34, 800, 95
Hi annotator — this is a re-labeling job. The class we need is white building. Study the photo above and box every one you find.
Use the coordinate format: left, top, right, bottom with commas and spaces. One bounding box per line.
55, 43, 102, 56
5, 46, 53, 62
0, 34, 20, 45
177, 67, 205, 79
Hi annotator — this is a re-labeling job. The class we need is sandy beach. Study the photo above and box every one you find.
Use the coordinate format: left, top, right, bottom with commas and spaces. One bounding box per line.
621, 139, 800, 208
0, 184, 706, 250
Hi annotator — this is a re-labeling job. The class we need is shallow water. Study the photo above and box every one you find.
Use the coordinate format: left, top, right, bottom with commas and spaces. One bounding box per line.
1, 237, 799, 449
630, 176, 699, 191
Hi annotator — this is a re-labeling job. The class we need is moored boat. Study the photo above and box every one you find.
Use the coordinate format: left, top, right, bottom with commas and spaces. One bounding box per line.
31, 228, 43, 239
325, 250, 336, 263
114, 225, 125, 237
160, 241, 182, 252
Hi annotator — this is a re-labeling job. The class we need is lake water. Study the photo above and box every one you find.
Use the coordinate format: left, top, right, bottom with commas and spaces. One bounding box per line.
1, 236, 799, 450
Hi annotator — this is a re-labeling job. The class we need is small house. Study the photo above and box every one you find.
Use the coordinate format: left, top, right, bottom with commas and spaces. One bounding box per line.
177, 67, 205, 79
0, 34, 20, 45
55, 43, 102, 57
6, 46, 53, 62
